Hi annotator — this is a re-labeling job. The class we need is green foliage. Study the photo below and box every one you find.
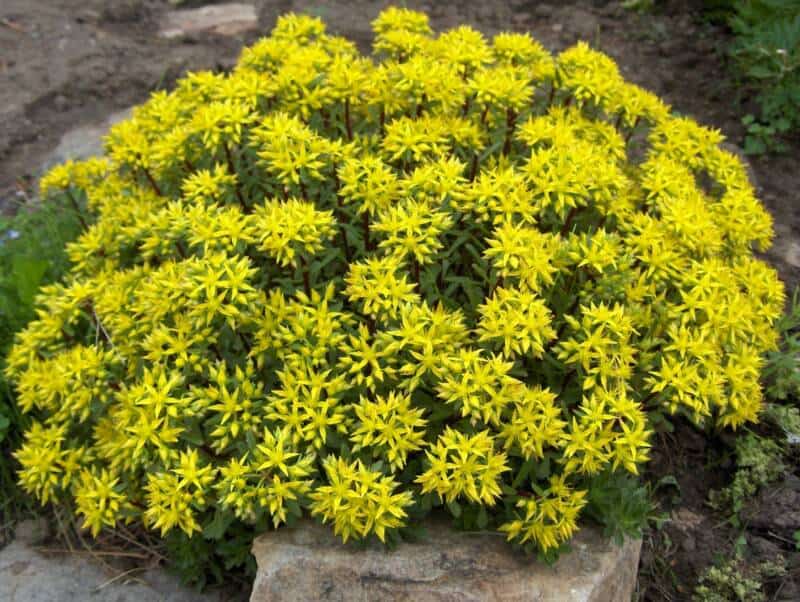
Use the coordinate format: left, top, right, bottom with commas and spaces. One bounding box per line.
0, 201, 82, 356
693, 554, 786, 602
763, 287, 800, 402
0, 199, 83, 536
741, 113, 790, 154
728, 0, 800, 154
709, 432, 784, 515
165, 518, 256, 590
584, 469, 652, 543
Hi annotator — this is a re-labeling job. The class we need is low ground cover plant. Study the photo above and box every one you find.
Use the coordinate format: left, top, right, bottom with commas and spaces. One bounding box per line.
8, 6, 785, 574
0, 199, 82, 541
725, 0, 800, 154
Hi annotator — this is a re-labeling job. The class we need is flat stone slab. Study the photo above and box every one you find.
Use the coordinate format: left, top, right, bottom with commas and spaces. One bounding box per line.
41, 107, 132, 172
159, 3, 258, 39
250, 520, 642, 602
0, 537, 224, 602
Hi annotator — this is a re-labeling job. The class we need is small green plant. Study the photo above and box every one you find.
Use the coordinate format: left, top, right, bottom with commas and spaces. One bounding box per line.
763, 287, 800, 402
584, 469, 653, 543
728, 0, 800, 154
0, 199, 83, 541
709, 432, 784, 515
741, 114, 790, 154
0, 201, 82, 354
693, 554, 786, 601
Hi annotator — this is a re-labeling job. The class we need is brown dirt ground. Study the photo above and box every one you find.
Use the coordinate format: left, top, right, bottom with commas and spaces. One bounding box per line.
2, 0, 799, 599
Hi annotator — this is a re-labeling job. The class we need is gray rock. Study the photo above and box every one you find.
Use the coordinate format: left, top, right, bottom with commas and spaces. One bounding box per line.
0, 539, 225, 602
783, 240, 800, 270
41, 106, 132, 172
53, 94, 69, 112
250, 520, 642, 602
13, 518, 49, 545
567, 8, 601, 41
159, 3, 258, 39
101, 0, 147, 23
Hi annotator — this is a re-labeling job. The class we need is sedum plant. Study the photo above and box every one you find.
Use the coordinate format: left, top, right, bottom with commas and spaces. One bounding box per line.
9, 8, 785, 558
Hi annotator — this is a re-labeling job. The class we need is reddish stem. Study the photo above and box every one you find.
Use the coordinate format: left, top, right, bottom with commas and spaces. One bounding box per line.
344, 98, 353, 141
362, 212, 371, 251
224, 144, 249, 212
142, 168, 162, 196
66, 190, 89, 230
469, 153, 479, 182
300, 254, 311, 295
502, 108, 517, 156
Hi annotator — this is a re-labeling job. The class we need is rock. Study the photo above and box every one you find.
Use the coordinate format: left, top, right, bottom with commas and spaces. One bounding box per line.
534, 4, 555, 18
745, 485, 800, 538
53, 94, 69, 112
41, 106, 132, 171
749, 536, 783, 561
159, 3, 258, 39
101, 0, 147, 23
671, 508, 704, 531
567, 8, 601, 41
250, 520, 642, 602
0, 539, 226, 602
783, 240, 800, 270
13, 518, 49, 545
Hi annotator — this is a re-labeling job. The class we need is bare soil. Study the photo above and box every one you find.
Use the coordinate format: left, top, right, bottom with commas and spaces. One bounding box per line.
2, 0, 799, 599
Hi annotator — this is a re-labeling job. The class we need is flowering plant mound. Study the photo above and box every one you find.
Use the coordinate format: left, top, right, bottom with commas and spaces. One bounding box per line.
11, 8, 784, 556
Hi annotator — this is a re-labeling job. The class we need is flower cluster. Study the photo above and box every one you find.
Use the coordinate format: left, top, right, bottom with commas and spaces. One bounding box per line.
11, 7, 783, 556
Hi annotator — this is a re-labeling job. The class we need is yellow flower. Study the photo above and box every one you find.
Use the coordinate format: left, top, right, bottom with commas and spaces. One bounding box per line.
310, 456, 413, 542
75, 468, 132, 536
373, 199, 453, 266
338, 155, 400, 216
252, 198, 336, 267
345, 255, 420, 319
499, 474, 587, 551
417, 428, 509, 505
477, 287, 556, 358
499, 387, 567, 459
484, 222, 561, 292
350, 391, 427, 471
436, 349, 522, 426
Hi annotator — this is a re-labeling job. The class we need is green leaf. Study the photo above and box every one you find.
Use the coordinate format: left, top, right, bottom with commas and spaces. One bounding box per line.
203, 509, 234, 540
476, 506, 489, 530
511, 457, 536, 490
447, 500, 462, 518
748, 65, 778, 79
12, 256, 48, 306
744, 135, 767, 155
534, 456, 551, 480
0, 412, 9, 443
